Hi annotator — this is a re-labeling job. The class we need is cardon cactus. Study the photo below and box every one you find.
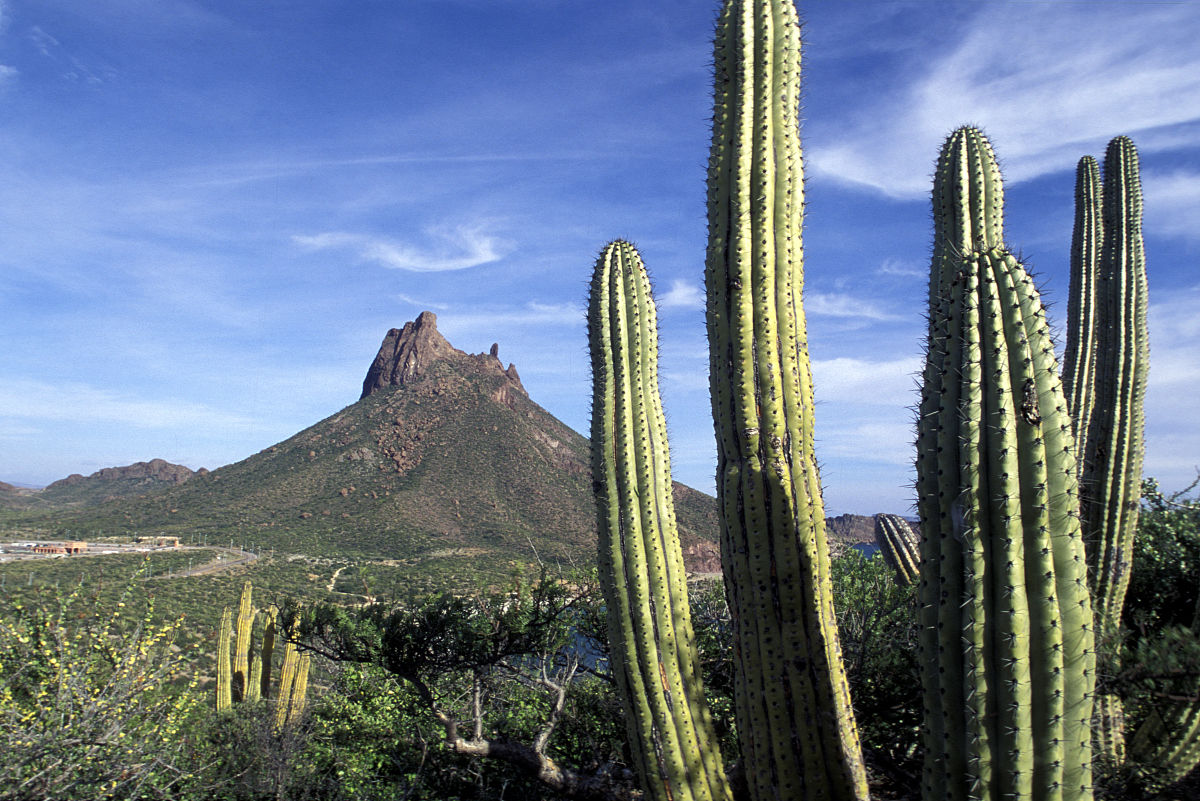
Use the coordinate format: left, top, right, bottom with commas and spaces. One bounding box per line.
1076, 136, 1150, 641
1062, 137, 1150, 767
1062, 155, 1103, 456
213, 582, 301, 723
705, 1, 868, 798
274, 632, 310, 731
873, 514, 919, 586
587, 240, 731, 801
234, 580, 255, 702
216, 606, 233, 711
917, 128, 1096, 801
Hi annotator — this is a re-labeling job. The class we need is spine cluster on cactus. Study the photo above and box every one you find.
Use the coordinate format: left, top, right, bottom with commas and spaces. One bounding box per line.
917, 128, 1096, 801
704, 1, 868, 798
586, 240, 731, 801
873, 514, 919, 586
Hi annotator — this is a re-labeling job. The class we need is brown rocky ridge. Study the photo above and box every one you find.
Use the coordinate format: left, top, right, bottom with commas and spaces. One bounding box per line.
45, 458, 203, 490
362, 311, 525, 400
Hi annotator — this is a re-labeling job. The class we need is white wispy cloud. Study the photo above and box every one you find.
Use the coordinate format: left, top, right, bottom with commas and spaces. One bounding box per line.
0, 378, 254, 430
813, 356, 922, 405
1144, 169, 1200, 241
810, 4, 1200, 197
657, 279, 703, 309
877, 258, 924, 278
807, 291, 902, 321
294, 223, 511, 272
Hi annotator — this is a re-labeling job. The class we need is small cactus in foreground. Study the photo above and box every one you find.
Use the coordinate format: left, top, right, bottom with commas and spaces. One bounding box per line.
587, 240, 731, 801
213, 581, 306, 727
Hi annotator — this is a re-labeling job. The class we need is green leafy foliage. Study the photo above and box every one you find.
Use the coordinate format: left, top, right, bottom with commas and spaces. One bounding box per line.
0, 572, 202, 800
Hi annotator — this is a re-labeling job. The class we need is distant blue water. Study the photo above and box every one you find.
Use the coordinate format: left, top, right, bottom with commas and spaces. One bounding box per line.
850, 542, 881, 558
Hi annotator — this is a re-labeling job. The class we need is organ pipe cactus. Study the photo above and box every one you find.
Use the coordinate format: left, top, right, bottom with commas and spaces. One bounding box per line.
234, 580, 255, 702
873, 514, 919, 586
213, 582, 303, 724
1062, 137, 1150, 767
1062, 155, 1103, 456
917, 128, 1096, 801
1076, 136, 1150, 640
216, 606, 233, 711
273, 635, 310, 731
705, 2, 868, 798
587, 240, 731, 801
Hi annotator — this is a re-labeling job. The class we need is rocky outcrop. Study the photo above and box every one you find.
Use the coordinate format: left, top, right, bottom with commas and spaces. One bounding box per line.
45, 458, 199, 490
361, 311, 526, 400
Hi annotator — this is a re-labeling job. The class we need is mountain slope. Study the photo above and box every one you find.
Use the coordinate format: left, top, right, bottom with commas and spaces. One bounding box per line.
9, 314, 719, 573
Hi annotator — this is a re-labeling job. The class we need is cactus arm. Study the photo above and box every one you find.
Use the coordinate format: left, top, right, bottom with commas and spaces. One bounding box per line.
287, 654, 310, 724
1062, 156, 1103, 452
929, 126, 1005, 317
233, 580, 255, 703
588, 240, 731, 801
919, 126, 1006, 801
874, 514, 919, 585
260, 605, 276, 700
216, 606, 233, 711
1081, 136, 1149, 638
275, 639, 299, 731
247, 652, 262, 703
705, 3, 868, 799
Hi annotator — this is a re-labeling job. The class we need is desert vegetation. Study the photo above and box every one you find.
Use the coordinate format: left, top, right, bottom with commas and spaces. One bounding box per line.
1, 1, 1195, 799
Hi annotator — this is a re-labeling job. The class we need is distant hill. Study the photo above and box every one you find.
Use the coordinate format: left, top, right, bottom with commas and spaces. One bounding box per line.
3, 313, 718, 576
33, 459, 203, 508
2, 313, 904, 580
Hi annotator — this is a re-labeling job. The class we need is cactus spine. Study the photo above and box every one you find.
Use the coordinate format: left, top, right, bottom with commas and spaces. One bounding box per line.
917, 128, 1096, 801
873, 514, 919, 586
705, 2, 868, 799
587, 240, 731, 801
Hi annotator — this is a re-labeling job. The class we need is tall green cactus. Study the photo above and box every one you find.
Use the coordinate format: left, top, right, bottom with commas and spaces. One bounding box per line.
1075, 136, 1150, 639
1062, 155, 1103, 455
916, 126, 1009, 799
917, 128, 1096, 801
216, 606, 233, 711
705, 2, 868, 799
234, 580, 255, 702
587, 240, 731, 801
213, 582, 304, 726
873, 514, 919, 586
1062, 137, 1150, 768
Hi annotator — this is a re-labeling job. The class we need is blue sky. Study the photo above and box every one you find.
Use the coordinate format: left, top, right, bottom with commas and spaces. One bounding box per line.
0, 1, 1197, 516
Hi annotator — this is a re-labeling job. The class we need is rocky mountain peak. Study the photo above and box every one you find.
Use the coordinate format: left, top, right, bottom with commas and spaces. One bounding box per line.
360, 311, 526, 400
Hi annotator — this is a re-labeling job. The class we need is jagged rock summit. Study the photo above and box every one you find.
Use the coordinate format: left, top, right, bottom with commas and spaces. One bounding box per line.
361, 311, 525, 400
